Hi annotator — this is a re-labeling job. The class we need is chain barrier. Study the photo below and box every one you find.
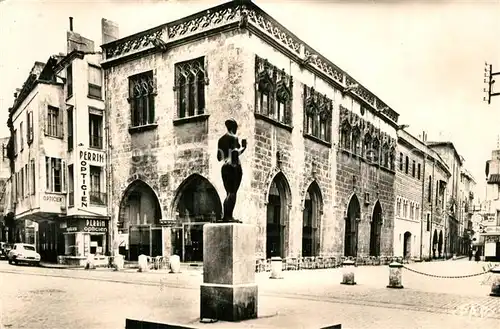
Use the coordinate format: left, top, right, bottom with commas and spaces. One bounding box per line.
402, 265, 491, 279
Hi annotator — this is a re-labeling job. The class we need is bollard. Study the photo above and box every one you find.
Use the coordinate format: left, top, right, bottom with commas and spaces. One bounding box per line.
85, 253, 96, 270
387, 262, 404, 289
269, 256, 283, 279
489, 266, 500, 297
137, 254, 149, 272
169, 255, 181, 273
113, 254, 124, 271
340, 259, 356, 285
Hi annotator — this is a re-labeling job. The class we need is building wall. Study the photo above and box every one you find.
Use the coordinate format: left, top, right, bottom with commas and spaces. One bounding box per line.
394, 138, 424, 258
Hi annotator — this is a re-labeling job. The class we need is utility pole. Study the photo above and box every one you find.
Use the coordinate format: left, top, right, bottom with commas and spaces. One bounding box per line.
484, 62, 500, 104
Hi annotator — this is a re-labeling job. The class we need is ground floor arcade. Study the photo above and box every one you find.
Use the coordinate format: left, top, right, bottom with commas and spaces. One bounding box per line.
114, 171, 395, 263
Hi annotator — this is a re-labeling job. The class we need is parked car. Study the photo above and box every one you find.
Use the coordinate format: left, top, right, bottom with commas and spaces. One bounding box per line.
0, 242, 12, 260
8, 243, 41, 266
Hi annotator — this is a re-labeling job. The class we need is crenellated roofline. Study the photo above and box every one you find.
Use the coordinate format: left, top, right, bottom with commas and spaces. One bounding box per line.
100, 0, 400, 128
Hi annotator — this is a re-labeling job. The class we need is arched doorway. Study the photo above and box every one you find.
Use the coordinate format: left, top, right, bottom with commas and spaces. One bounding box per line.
172, 174, 222, 262
369, 201, 382, 257
266, 172, 291, 259
403, 231, 412, 258
302, 181, 322, 257
438, 230, 444, 257
118, 180, 162, 261
344, 194, 360, 257
432, 229, 438, 258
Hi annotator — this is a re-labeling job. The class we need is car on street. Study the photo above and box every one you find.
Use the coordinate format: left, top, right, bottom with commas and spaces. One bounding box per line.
8, 243, 41, 266
0, 242, 13, 260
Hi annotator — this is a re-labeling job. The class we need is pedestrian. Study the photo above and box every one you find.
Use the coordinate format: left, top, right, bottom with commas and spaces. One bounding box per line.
474, 248, 481, 262
468, 247, 473, 261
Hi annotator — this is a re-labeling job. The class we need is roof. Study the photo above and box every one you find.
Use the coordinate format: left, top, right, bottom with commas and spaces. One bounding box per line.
100, 0, 400, 126
426, 141, 464, 166
397, 129, 451, 176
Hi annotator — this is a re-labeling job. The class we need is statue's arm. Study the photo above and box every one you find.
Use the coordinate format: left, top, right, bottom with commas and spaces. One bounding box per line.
238, 138, 247, 155
217, 139, 223, 161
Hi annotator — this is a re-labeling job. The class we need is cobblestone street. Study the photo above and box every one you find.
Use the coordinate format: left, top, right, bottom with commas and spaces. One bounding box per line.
1, 259, 500, 329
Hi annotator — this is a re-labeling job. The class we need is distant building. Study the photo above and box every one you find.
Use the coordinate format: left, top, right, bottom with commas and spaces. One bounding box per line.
393, 130, 451, 260
4, 18, 112, 264
0, 136, 11, 241
427, 141, 467, 258
483, 148, 500, 261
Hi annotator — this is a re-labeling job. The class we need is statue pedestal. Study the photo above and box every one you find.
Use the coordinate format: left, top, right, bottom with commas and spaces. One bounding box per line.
200, 223, 258, 322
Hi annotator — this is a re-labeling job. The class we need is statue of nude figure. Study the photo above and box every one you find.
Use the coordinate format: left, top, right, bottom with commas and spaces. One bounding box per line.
217, 118, 247, 223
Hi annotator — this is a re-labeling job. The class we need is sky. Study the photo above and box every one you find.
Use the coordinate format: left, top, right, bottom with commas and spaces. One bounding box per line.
0, 0, 499, 200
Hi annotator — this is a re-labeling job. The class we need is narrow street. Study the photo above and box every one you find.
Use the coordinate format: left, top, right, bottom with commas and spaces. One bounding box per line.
1, 260, 499, 329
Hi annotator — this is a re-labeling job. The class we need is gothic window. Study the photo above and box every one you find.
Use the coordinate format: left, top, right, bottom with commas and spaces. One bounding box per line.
174, 57, 207, 119
382, 143, 389, 167
340, 122, 351, 149
351, 126, 361, 154
128, 70, 156, 127
255, 56, 293, 126
389, 147, 396, 170
363, 133, 372, 160
371, 137, 380, 164
304, 85, 332, 143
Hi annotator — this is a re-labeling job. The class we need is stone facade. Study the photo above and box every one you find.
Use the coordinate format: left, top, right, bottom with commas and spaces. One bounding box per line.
335, 104, 397, 258
102, 1, 405, 260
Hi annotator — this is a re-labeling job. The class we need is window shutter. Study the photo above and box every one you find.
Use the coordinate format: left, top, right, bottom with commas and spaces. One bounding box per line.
62, 160, 66, 192
58, 108, 64, 138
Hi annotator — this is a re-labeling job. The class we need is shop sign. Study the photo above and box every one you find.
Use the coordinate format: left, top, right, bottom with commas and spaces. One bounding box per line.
159, 219, 176, 227
43, 194, 63, 203
64, 218, 108, 233
84, 219, 108, 233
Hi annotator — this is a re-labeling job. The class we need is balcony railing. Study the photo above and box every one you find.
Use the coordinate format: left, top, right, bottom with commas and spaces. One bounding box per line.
68, 192, 74, 207
90, 191, 107, 206
89, 135, 103, 149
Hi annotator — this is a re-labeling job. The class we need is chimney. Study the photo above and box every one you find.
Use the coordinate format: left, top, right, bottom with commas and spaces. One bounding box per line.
69, 17, 73, 32
101, 18, 120, 45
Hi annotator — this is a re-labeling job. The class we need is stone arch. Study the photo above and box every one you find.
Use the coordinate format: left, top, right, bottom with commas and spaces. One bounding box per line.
169, 173, 222, 221
369, 200, 383, 257
264, 169, 292, 206
169, 173, 223, 262
301, 180, 324, 257
117, 179, 163, 261
266, 171, 292, 259
344, 193, 361, 257
438, 230, 444, 257
432, 229, 438, 258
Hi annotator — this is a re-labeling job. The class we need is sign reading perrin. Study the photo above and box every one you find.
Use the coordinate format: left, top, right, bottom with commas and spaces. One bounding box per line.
84, 219, 108, 233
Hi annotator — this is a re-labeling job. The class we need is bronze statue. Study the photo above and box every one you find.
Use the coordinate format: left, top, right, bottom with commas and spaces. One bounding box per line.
217, 119, 247, 223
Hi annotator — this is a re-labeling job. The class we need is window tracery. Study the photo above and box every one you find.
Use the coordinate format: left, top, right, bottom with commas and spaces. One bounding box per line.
255, 56, 293, 126
174, 57, 207, 118
304, 86, 332, 142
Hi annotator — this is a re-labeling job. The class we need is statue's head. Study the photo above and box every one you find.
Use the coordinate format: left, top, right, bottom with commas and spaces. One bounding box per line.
225, 118, 238, 133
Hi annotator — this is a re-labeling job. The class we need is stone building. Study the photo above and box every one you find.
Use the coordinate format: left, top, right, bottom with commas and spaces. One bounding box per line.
427, 141, 464, 258
394, 129, 425, 259
483, 148, 500, 261
458, 168, 475, 254
101, 0, 402, 262
5, 19, 110, 264
393, 130, 451, 260
1, 136, 11, 241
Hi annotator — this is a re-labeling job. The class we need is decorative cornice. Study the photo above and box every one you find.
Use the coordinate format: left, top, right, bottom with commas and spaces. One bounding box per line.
101, 0, 400, 127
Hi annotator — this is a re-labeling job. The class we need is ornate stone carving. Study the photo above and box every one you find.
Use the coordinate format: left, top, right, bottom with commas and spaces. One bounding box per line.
102, 1, 400, 128
247, 9, 301, 55
168, 6, 243, 40
303, 47, 343, 83
346, 76, 375, 106
105, 28, 165, 59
